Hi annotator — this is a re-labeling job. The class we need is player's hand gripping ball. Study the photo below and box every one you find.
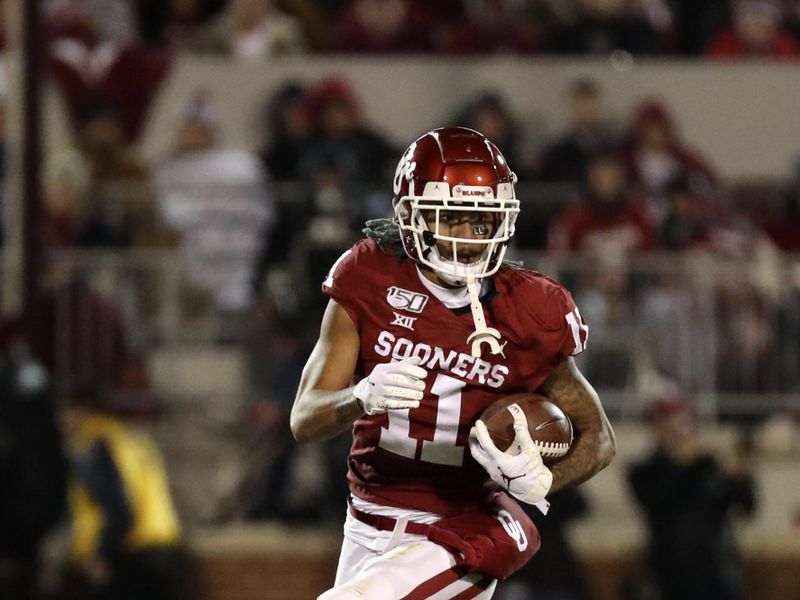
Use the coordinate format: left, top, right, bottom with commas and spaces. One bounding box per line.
479, 393, 573, 465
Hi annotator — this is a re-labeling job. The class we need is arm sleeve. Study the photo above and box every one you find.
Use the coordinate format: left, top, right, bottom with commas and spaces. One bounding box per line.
75, 440, 133, 560
321, 244, 365, 330
545, 285, 589, 364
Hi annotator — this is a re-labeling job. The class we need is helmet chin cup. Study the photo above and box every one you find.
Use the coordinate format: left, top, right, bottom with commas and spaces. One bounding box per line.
427, 246, 491, 287
435, 271, 466, 286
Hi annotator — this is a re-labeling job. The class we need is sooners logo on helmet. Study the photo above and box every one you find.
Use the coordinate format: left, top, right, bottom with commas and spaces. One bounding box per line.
392, 127, 515, 203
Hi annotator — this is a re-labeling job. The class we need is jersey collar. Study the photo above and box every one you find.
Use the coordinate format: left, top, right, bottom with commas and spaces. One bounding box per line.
415, 266, 495, 313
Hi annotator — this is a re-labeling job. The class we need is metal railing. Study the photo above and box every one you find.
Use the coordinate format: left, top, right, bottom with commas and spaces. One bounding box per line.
1, 247, 798, 419
512, 249, 800, 418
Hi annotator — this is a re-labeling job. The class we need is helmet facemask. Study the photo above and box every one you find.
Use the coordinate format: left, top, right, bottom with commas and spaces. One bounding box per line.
395, 181, 520, 287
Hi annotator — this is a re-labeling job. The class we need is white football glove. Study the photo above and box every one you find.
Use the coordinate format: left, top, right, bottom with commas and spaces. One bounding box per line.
469, 403, 553, 505
353, 357, 428, 416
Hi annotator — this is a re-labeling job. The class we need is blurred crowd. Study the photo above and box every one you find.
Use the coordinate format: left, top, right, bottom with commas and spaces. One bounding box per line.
0, 334, 763, 600
0, 4, 799, 598
37, 0, 800, 59
9, 64, 799, 401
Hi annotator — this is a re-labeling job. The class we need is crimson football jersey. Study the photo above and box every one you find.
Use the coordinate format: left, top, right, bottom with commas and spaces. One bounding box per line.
323, 239, 588, 516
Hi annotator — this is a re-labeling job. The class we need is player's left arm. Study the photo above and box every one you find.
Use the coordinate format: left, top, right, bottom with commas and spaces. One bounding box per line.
538, 357, 615, 492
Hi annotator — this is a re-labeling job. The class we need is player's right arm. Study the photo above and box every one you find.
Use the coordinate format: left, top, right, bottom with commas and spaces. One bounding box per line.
290, 299, 427, 443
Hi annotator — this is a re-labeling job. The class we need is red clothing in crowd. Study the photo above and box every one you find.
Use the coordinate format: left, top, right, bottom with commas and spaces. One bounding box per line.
50, 40, 172, 143
622, 100, 718, 196
706, 30, 800, 59
624, 145, 718, 193
548, 199, 658, 255
763, 214, 800, 251
440, 20, 542, 55
0, 280, 131, 390
331, 1, 435, 53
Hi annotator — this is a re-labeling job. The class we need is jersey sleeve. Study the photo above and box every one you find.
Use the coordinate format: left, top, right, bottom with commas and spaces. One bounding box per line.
545, 285, 589, 363
321, 243, 365, 330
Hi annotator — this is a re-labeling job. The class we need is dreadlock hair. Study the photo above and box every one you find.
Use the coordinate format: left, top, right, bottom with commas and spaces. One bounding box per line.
363, 217, 404, 255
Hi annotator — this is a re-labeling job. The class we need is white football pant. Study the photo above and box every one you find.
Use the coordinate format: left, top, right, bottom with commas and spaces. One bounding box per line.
318, 510, 497, 600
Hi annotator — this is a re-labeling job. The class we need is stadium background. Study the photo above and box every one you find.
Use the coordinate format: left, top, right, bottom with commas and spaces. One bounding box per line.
0, 0, 799, 599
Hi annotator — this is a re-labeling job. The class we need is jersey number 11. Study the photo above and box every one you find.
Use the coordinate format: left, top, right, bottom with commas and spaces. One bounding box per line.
378, 373, 467, 467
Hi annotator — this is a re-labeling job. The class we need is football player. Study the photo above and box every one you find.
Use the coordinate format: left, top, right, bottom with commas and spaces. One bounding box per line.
291, 127, 615, 599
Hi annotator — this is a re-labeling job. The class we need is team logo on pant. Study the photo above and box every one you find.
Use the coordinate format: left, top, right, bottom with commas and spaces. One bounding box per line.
497, 510, 528, 552
386, 287, 429, 313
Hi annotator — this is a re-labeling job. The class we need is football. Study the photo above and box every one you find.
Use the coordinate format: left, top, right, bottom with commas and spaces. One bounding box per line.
480, 393, 573, 464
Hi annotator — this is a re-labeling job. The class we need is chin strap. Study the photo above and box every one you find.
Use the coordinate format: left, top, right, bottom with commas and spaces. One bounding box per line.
465, 275, 506, 359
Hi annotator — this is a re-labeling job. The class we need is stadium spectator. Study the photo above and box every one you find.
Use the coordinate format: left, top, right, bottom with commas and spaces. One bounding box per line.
547, 148, 657, 387
548, 149, 657, 256
621, 98, 717, 224
133, 0, 227, 47
236, 321, 315, 522
706, 0, 800, 59
59, 388, 190, 600
638, 266, 701, 390
246, 143, 367, 525
44, 142, 164, 250
451, 91, 523, 172
252, 86, 381, 316
194, 0, 306, 60
241, 336, 352, 525
74, 98, 147, 183
261, 0, 340, 51
668, 0, 730, 54
716, 284, 778, 393
535, 77, 618, 183
68, 98, 171, 249
299, 76, 398, 186
154, 91, 274, 316
636, 176, 716, 388
697, 202, 784, 393
763, 160, 800, 252
785, 0, 800, 43
437, 0, 549, 55
248, 80, 400, 525
331, 0, 434, 53
259, 82, 313, 181
43, 148, 92, 248
0, 339, 67, 600
628, 392, 756, 600
660, 174, 714, 251
48, 10, 172, 143
551, 0, 664, 55
30, 271, 137, 394
252, 156, 368, 318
